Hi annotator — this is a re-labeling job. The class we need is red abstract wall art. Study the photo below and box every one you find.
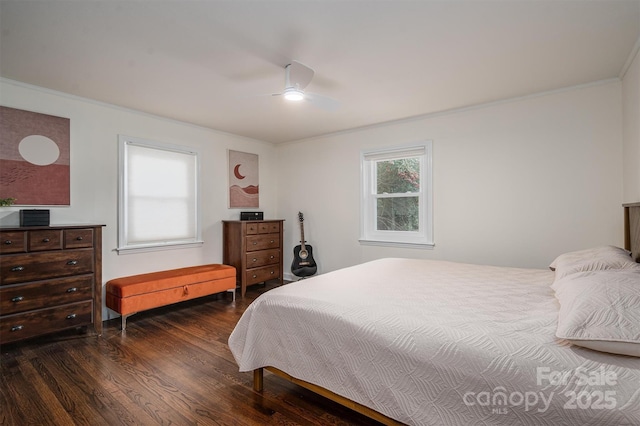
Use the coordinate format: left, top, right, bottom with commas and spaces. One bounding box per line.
0, 107, 70, 206
228, 150, 259, 208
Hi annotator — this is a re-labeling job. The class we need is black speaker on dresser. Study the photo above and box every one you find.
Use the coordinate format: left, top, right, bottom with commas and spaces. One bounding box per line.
19, 209, 50, 226
240, 211, 264, 221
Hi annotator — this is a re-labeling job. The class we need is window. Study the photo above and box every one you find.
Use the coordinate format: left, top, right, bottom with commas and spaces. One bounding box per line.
117, 135, 202, 253
360, 142, 433, 248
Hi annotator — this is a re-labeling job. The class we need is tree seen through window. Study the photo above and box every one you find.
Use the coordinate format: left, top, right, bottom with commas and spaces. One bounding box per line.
376, 157, 420, 231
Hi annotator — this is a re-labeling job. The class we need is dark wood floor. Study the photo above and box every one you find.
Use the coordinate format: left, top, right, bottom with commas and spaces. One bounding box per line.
1, 281, 382, 425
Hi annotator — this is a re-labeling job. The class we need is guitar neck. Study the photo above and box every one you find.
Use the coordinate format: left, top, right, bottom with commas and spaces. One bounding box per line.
299, 220, 306, 250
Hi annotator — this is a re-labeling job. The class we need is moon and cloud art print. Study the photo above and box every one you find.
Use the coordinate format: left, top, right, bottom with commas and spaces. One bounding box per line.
0, 107, 70, 205
228, 150, 259, 208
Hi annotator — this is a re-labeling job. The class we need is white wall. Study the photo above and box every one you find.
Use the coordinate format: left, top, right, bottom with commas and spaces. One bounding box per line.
0, 79, 279, 319
622, 45, 640, 203
0, 78, 628, 312
277, 82, 624, 276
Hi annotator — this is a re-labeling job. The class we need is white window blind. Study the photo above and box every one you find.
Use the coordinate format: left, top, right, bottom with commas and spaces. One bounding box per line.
118, 135, 201, 253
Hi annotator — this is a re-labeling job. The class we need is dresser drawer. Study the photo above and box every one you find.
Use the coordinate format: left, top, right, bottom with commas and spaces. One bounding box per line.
245, 249, 280, 268
0, 231, 27, 254
245, 234, 280, 252
1, 276, 93, 315
258, 222, 280, 234
0, 301, 92, 344
245, 265, 280, 286
64, 228, 94, 249
245, 221, 281, 235
245, 222, 260, 235
0, 249, 94, 285
28, 230, 63, 251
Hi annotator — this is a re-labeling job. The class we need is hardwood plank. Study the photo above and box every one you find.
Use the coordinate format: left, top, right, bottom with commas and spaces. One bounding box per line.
1, 282, 383, 425
27, 347, 116, 425
0, 353, 56, 425
62, 341, 161, 425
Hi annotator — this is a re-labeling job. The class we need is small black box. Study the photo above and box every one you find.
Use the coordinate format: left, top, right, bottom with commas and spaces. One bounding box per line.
20, 209, 50, 227
240, 211, 263, 221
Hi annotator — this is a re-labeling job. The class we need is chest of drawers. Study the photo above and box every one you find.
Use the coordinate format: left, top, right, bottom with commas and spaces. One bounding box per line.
223, 220, 284, 297
0, 225, 104, 344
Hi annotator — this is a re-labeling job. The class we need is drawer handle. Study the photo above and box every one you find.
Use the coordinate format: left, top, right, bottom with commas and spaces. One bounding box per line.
10, 325, 24, 332
43, 238, 50, 242
270, 271, 274, 275
252, 274, 257, 278
11, 296, 24, 303
66, 313, 77, 320
270, 240, 274, 243
270, 255, 274, 259
67, 260, 78, 266
253, 242, 257, 245
76, 236, 83, 241
4, 240, 12, 245
67, 287, 78, 293
11, 266, 24, 272
252, 258, 257, 262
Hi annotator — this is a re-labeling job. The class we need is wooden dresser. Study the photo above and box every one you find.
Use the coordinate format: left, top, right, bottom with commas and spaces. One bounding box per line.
0, 224, 104, 344
223, 220, 284, 297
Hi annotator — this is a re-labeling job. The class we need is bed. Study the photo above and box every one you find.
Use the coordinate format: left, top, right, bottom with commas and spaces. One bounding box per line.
228, 204, 640, 425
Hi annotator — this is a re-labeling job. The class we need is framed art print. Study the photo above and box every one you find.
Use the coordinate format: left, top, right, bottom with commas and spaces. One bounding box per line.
0, 106, 70, 205
228, 150, 259, 208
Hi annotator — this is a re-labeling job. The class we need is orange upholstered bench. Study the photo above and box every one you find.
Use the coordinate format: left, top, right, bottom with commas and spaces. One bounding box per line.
105, 264, 236, 330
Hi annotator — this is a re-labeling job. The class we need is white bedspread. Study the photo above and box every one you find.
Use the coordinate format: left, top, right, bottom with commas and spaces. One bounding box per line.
228, 258, 640, 425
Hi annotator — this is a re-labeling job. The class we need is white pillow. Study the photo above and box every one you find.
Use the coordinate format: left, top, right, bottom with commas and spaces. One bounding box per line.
552, 270, 640, 357
549, 245, 639, 281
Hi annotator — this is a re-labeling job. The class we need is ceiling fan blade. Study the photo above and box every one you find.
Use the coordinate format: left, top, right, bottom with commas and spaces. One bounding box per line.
305, 92, 340, 111
243, 92, 281, 99
288, 60, 314, 90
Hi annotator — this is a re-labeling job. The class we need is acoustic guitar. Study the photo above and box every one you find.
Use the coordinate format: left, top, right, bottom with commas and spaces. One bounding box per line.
291, 212, 317, 278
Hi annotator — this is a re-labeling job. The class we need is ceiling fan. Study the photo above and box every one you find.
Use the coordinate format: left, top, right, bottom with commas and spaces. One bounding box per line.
272, 60, 340, 111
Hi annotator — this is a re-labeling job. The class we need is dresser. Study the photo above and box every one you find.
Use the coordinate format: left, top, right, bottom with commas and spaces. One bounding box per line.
223, 220, 284, 297
0, 224, 104, 344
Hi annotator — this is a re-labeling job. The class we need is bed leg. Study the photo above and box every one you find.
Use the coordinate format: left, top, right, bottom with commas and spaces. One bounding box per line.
253, 368, 264, 392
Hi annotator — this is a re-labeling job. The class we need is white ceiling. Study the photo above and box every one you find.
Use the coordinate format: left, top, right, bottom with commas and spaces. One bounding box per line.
1, 1, 639, 144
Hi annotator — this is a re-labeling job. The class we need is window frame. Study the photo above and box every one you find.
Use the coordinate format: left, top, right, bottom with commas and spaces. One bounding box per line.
117, 135, 202, 254
360, 142, 434, 248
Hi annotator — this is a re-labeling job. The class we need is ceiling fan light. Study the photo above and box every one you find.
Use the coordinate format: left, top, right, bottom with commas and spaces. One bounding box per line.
283, 88, 304, 101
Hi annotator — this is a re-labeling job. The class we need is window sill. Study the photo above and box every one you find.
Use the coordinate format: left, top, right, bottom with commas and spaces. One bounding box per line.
116, 240, 204, 255
358, 239, 435, 249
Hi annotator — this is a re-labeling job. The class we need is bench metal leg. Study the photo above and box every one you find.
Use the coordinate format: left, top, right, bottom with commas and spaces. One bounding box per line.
227, 288, 236, 302
121, 313, 135, 331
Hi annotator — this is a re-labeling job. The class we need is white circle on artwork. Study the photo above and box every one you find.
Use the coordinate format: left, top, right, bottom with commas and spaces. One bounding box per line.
18, 135, 60, 166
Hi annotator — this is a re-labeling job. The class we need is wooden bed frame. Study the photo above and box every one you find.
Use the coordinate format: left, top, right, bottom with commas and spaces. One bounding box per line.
252, 203, 640, 426
624, 202, 640, 262
253, 367, 404, 425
